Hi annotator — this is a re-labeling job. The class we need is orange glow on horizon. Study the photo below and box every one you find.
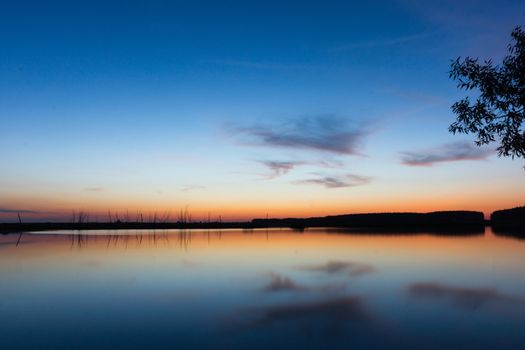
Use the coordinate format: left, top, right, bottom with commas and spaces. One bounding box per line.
2, 195, 524, 222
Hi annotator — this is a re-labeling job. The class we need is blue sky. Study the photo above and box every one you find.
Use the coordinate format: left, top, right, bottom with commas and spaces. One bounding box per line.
1, 0, 524, 221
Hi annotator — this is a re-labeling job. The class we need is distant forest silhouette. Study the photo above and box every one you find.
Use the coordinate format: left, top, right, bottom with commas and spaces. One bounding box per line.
491, 206, 525, 236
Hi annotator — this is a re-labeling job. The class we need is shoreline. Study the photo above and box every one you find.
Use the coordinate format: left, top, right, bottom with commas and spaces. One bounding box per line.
1, 209, 522, 235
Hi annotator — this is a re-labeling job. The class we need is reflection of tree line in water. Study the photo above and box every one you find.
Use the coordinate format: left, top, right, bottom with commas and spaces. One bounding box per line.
4, 226, 525, 250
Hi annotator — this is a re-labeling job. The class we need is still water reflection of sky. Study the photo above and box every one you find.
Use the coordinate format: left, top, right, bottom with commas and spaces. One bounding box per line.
1, 227, 524, 350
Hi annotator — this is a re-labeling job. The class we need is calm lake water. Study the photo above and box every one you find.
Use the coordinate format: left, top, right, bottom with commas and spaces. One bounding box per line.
1, 227, 524, 350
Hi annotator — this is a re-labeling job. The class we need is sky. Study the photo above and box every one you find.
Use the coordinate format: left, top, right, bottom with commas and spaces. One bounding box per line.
1, 0, 524, 221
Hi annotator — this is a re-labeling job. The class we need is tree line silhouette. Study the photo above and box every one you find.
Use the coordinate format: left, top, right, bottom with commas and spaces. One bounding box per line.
1, 207, 523, 235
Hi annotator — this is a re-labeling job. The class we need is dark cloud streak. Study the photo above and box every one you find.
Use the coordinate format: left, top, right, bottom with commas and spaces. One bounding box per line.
232, 115, 369, 155
299, 174, 372, 188
401, 142, 493, 166
257, 160, 304, 179
256, 159, 346, 179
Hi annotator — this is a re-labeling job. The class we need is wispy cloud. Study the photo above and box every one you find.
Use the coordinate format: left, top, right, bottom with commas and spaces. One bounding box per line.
255, 159, 346, 179
0, 208, 40, 214
209, 59, 305, 70
408, 282, 524, 311
257, 160, 305, 179
231, 115, 369, 156
181, 185, 206, 192
83, 187, 104, 192
401, 142, 494, 166
298, 174, 372, 189
404, 0, 523, 59
331, 30, 439, 51
316, 159, 345, 168
298, 261, 375, 277
381, 87, 446, 105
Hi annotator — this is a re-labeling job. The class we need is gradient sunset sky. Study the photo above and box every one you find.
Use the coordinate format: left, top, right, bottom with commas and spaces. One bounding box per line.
1, 0, 524, 221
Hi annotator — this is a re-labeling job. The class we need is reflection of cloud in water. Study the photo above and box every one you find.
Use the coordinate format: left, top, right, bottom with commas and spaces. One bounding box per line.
229, 296, 374, 337
261, 272, 348, 294
262, 272, 306, 292
253, 297, 370, 325
408, 282, 525, 310
223, 295, 393, 349
298, 260, 375, 276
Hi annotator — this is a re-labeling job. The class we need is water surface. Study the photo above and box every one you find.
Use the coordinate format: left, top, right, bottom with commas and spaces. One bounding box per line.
1, 227, 524, 349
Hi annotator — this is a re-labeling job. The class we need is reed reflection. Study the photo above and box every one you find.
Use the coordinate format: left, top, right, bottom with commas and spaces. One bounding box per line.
56, 229, 209, 250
